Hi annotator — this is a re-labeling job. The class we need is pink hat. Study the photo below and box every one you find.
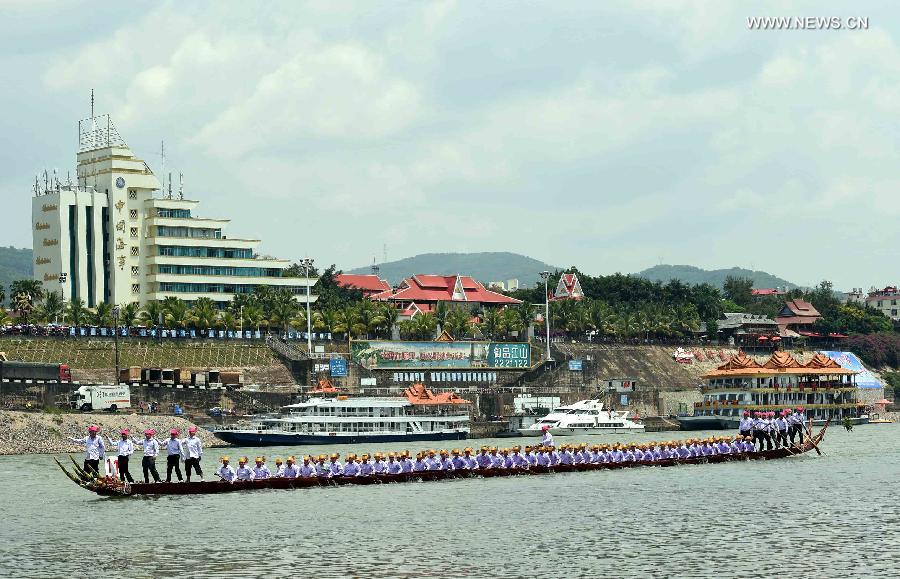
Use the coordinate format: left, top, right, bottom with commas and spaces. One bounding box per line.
120, 428, 129, 435
87, 425, 99, 433
188, 426, 197, 433
170, 428, 180, 435
144, 428, 155, 436
742, 411, 749, 417
541, 425, 550, 431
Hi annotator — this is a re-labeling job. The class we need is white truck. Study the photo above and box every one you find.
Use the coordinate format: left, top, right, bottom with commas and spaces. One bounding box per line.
70, 385, 131, 412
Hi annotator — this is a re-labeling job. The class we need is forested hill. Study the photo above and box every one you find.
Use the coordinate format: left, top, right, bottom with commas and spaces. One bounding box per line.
0, 246, 32, 293
347, 252, 560, 286
637, 264, 797, 290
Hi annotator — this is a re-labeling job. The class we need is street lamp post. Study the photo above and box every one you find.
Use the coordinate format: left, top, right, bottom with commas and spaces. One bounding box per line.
113, 306, 120, 384
239, 305, 244, 336
303, 258, 314, 353
540, 271, 552, 362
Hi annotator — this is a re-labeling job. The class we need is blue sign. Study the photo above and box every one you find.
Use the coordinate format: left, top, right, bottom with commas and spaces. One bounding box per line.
568, 359, 583, 371
330, 358, 348, 377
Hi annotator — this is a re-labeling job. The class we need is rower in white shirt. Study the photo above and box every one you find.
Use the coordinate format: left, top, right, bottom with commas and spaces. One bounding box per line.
69, 425, 105, 478
105, 429, 136, 483
252, 457, 271, 480
133, 428, 162, 483
234, 457, 254, 481
216, 456, 236, 482
272, 457, 285, 477
281, 456, 301, 479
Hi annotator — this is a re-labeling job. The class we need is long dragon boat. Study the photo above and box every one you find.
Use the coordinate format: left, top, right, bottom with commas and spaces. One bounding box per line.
57, 422, 828, 497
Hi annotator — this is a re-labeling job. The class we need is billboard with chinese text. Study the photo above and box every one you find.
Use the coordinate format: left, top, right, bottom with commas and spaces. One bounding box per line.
351, 340, 531, 369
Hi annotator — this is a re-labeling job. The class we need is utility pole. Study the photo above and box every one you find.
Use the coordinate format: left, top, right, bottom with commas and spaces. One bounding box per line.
540, 271, 552, 362
113, 306, 120, 384
303, 258, 315, 352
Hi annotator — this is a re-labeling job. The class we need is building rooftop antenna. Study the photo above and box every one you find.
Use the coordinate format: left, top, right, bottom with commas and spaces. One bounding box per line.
371, 257, 380, 276
167, 171, 173, 199
178, 172, 184, 200
160, 140, 165, 196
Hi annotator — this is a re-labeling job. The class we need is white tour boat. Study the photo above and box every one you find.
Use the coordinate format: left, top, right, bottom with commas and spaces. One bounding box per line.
517, 398, 645, 436
214, 386, 472, 446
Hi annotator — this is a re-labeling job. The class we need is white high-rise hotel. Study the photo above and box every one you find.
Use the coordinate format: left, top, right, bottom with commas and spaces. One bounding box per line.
32, 113, 315, 308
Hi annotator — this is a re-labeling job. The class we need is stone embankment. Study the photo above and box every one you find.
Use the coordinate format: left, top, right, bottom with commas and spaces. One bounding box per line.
0, 410, 228, 455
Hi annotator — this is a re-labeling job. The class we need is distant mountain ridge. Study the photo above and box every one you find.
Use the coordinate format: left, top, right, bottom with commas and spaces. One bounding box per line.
347, 252, 560, 287
0, 246, 33, 298
637, 264, 798, 290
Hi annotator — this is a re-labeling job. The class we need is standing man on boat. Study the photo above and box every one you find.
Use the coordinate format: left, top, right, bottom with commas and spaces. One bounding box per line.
106, 429, 135, 483
164, 429, 184, 483
69, 425, 105, 477
182, 426, 204, 482
540, 425, 554, 448
134, 429, 162, 483
739, 411, 753, 439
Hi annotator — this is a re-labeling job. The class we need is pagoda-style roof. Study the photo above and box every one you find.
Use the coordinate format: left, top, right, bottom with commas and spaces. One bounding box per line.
763, 351, 802, 369
404, 383, 472, 406
717, 351, 762, 371
804, 353, 843, 370
703, 351, 855, 379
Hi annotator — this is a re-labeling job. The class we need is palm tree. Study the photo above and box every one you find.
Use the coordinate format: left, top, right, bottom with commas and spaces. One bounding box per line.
118, 302, 142, 328
444, 307, 473, 339
190, 297, 219, 329
10, 279, 43, 303
92, 302, 114, 327
217, 311, 237, 331
241, 304, 266, 332
412, 312, 437, 340
0, 308, 12, 326
502, 307, 524, 338
379, 304, 399, 339
140, 300, 166, 328
11, 291, 35, 323
40, 290, 66, 324
434, 301, 449, 334
162, 296, 190, 329
67, 298, 88, 326
479, 308, 506, 340
355, 300, 385, 339
268, 299, 298, 333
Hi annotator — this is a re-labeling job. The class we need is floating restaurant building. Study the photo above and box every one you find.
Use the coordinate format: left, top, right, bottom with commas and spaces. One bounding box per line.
31, 113, 314, 308
679, 351, 864, 429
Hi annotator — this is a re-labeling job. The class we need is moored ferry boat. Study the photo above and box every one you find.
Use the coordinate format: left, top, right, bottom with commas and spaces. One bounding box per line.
677, 351, 865, 430
517, 398, 645, 436
214, 384, 471, 446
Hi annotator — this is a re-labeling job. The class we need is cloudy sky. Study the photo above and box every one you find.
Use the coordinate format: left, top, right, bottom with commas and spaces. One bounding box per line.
1, 1, 898, 290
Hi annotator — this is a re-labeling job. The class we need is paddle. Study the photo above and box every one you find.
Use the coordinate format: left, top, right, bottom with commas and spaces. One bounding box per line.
803, 420, 823, 456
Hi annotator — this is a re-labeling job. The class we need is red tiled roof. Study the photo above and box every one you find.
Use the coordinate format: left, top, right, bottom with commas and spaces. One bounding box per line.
373, 274, 521, 305
780, 299, 821, 317
751, 288, 786, 296
335, 274, 391, 293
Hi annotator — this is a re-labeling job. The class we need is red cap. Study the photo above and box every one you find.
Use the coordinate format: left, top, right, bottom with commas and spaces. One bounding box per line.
742, 411, 749, 417
170, 429, 180, 435
120, 429, 129, 435
541, 425, 550, 431
188, 426, 197, 433
87, 425, 99, 432
144, 429, 155, 436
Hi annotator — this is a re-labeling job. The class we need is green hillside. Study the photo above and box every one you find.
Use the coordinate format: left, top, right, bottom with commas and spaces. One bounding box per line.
637, 264, 797, 290
0, 246, 33, 300
347, 252, 561, 287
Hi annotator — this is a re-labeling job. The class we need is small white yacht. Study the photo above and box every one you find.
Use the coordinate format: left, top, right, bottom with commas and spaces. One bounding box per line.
518, 399, 644, 436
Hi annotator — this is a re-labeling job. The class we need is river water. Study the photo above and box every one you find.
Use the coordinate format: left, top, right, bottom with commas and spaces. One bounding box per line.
1, 424, 898, 578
